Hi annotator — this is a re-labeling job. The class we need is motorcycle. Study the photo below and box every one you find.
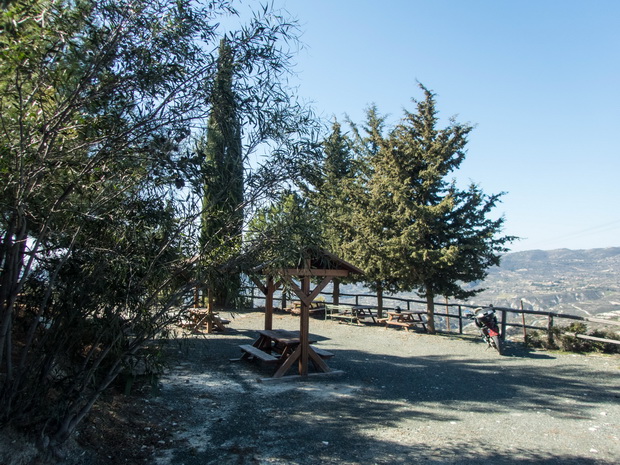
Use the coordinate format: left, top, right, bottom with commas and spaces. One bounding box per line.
466, 306, 503, 355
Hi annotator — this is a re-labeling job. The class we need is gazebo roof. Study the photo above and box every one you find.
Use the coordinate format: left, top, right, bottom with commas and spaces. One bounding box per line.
259, 249, 364, 278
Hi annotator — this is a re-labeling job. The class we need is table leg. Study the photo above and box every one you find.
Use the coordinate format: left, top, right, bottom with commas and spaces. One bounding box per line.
253, 335, 272, 351
273, 344, 302, 378
307, 346, 331, 373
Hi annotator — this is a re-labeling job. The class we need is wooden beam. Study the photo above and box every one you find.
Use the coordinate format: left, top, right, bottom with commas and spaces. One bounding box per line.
272, 345, 301, 378
307, 346, 331, 373
276, 268, 351, 277
249, 275, 267, 295
572, 333, 620, 345
308, 276, 332, 302
284, 278, 313, 307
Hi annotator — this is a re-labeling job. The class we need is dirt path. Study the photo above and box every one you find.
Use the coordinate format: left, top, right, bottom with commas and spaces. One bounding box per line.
145, 309, 619, 465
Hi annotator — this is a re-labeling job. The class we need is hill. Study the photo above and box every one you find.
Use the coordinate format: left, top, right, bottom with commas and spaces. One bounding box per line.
465, 247, 620, 318
338, 247, 620, 319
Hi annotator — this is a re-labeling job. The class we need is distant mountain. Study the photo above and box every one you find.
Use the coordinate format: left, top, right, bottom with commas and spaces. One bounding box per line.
338, 247, 620, 319
465, 247, 620, 318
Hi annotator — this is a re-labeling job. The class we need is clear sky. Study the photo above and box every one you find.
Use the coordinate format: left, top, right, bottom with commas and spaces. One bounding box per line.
264, 0, 620, 253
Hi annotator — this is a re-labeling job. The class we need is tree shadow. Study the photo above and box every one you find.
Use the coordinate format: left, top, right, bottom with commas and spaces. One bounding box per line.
155, 327, 619, 465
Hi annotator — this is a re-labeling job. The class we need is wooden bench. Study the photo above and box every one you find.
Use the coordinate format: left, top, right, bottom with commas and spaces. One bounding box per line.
239, 344, 279, 363
379, 310, 427, 332
386, 320, 415, 328
330, 313, 360, 324
184, 309, 231, 332
325, 304, 356, 322
312, 347, 335, 359
210, 315, 230, 332
288, 301, 326, 315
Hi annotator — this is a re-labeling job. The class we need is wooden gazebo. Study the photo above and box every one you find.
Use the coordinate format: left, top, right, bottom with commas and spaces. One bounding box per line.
249, 250, 363, 378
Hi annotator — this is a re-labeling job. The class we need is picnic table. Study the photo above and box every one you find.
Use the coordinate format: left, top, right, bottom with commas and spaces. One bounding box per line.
288, 300, 326, 315
185, 308, 230, 332
379, 310, 427, 332
352, 305, 379, 323
324, 304, 374, 324
325, 304, 380, 324
325, 304, 356, 323
237, 329, 334, 378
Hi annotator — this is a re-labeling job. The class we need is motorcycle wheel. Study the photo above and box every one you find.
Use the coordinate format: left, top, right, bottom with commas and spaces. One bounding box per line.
491, 335, 503, 355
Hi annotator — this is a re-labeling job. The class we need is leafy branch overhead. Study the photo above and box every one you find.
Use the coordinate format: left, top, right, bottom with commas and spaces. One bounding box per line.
0, 0, 317, 449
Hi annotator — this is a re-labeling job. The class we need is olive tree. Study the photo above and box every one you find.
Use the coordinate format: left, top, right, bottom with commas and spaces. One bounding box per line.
0, 0, 317, 450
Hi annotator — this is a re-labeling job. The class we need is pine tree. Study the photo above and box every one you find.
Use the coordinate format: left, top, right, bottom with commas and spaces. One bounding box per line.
381, 85, 514, 332
198, 38, 244, 308
332, 107, 399, 317
344, 86, 515, 331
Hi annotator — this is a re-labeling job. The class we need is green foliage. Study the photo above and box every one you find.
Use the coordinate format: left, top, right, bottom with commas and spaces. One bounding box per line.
198, 38, 244, 308
330, 85, 515, 332
246, 191, 324, 271
310, 121, 356, 256
526, 323, 620, 353
0, 0, 317, 448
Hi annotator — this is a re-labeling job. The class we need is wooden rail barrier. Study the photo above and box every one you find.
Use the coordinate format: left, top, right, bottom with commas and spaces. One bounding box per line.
243, 287, 620, 346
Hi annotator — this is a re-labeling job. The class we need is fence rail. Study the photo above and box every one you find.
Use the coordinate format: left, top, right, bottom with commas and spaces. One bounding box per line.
243, 287, 620, 346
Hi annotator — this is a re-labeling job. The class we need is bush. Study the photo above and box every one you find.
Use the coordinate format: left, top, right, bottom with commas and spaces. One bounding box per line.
525, 330, 555, 350
589, 329, 620, 354
526, 322, 620, 354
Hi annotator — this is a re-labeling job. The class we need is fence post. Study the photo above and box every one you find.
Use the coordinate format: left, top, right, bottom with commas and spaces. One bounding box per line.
281, 289, 287, 311
521, 300, 527, 342
500, 310, 507, 340
458, 305, 463, 334
445, 297, 450, 333
547, 315, 554, 346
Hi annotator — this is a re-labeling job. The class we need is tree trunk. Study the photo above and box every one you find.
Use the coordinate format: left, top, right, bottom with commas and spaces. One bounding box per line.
425, 286, 436, 334
333, 279, 340, 305
376, 282, 383, 319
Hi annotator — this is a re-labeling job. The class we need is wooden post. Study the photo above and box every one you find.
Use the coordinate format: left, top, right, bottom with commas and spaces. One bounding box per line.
206, 288, 214, 334
281, 288, 287, 311
299, 275, 310, 376
333, 278, 340, 305
377, 283, 383, 319
264, 276, 274, 331
458, 305, 463, 334
547, 315, 554, 347
521, 300, 527, 342
445, 297, 450, 333
500, 310, 507, 340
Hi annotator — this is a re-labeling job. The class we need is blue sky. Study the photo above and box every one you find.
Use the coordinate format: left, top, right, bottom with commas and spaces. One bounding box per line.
255, 1, 620, 252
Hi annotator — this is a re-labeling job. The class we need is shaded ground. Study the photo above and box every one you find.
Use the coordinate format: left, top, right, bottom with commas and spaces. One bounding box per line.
3, 309, 619, 464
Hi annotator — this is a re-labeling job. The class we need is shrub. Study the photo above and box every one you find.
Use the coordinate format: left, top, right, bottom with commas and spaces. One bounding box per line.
589, 329, 620, 354
526, 322, 620, 354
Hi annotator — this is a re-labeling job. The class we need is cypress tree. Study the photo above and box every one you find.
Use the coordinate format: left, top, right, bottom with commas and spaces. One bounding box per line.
198, 38, 244, 308
314, 120, 355, 252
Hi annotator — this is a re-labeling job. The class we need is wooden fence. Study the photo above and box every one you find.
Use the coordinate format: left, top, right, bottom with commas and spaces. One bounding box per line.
243, 287, 620, 346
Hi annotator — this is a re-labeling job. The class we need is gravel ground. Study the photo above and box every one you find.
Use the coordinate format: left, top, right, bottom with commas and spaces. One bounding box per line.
147, 309, 620, 465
